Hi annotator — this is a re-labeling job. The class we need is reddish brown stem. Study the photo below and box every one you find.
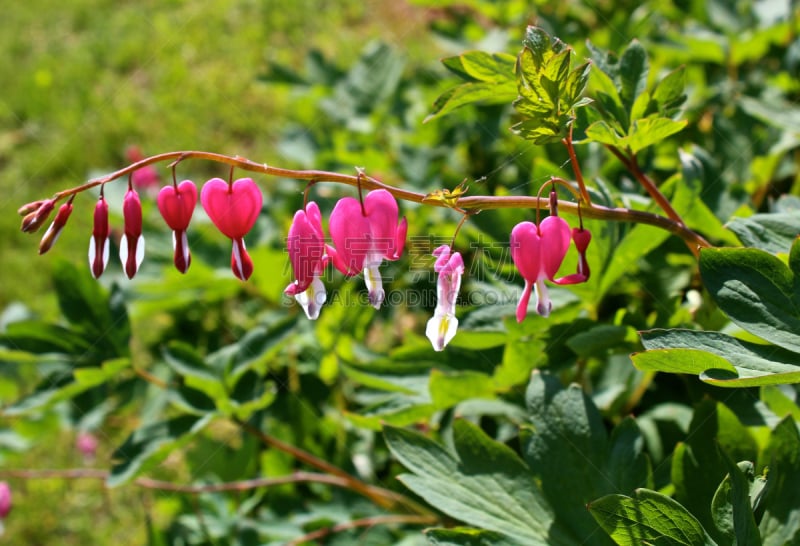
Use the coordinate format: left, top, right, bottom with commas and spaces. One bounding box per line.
38, 150, 710, 254
563, 126, 591, 204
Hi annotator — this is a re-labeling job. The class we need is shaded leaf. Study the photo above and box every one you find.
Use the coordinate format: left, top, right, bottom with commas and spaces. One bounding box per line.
589, 489, 717, 546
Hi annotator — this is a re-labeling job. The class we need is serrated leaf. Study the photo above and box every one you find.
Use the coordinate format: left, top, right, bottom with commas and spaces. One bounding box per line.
385, 420, 573, 545
626, 116, 687, 153
700, 243, 800, 353
635, 329, 800, 386
426, 81, 516, 123
584, 120, 626, 147
588, 489, 718, 546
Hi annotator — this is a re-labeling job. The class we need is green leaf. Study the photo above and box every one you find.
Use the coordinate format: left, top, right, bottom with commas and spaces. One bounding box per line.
635, 329, 800, 386
700, 244, 800, 353
51, 260, 130, 356
426, 52, 517, 122
4, 358, 130, 416
599, 223, 671, 298
585, 120, 626, 147
619, 40, 648, 111
524, 371, 650, 544
626, 116, 687, 154
426, 528, 521, 546
429, 369, 496, 410
759, 417, 800, 545
384, 420, 573, 545
108, 414, 212, 486
725, 213, 800, 254
163, 342, 227, 404
651, 66, 687, 117
669, 401, 758, 544
710, 459, 762, 546
588, 489, 718, 546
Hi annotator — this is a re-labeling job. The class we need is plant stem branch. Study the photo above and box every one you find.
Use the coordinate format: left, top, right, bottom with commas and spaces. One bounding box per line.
563, 126, 591, 204
285, 514, 438, 546
42, 150, 711, 253
234, 418, 432, 516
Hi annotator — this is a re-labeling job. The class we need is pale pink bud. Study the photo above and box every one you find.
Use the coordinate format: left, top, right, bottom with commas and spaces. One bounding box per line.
39, 201, 74, 254
20, 199, 55, 233
76, 432, 99, 459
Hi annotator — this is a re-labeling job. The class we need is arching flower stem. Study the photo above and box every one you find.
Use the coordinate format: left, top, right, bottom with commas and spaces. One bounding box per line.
38, 150, 711, 255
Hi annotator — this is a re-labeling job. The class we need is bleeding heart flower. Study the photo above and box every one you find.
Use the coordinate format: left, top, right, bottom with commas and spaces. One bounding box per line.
88, 196, 110, 279
157, 180, 198, 273
119, 189, 145, 279
328, 189, 407, 309
0, 481, 10, 520
426, 245, 464, 351
200, 177, 263, 280
510, 215, 571, 321
285, 201, 329, 319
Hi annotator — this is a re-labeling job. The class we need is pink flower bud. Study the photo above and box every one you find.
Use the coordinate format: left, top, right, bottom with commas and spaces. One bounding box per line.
119, 189, 145, 279
39, 201, 74, 254
0, 481, 10, 519
20, 199, 55, 233
88, 197, 110, 279
76, 432, 99, 460
18, 199, 47, 216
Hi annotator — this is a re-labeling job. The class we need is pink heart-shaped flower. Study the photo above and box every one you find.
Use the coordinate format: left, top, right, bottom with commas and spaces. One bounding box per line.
201, 177, 263, 239
157, 180, 197, 230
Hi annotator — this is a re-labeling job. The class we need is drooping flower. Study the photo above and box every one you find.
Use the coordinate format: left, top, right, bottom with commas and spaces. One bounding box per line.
285, 202, 330, 320
425, 245, 464, 351
328, 189, 407, 309
510, 216, 592, 322
88, 195, 110, 279
39, 199, 74, 254
200, 177, 263, 281
119, 189, 145, 279
157, 180, 198, 273
510, 216, 571, 321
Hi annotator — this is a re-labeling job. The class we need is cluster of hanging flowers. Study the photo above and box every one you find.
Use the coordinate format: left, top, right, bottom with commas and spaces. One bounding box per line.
19, 173, 591, 351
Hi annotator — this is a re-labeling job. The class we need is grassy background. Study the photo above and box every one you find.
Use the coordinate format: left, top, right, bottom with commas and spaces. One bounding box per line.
0, 1, 440, 543
0, 0, 437, 316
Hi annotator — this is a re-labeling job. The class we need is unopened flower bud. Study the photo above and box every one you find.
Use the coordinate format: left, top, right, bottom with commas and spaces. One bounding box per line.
18, 199, 46, 216
39, 201, 74, 254
20, 199, 55, 233
76, 432, 99, 461
88, 197, 110, 279
0, 481, 10, 519
572, 227, 591, 279
119, 189, 144, 279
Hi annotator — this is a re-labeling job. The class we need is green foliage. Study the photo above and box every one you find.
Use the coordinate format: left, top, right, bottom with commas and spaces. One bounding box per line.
4, 1, 800, 544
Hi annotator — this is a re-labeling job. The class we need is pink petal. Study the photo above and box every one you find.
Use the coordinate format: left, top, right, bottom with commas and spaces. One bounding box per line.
286, 202, 327, 293
201, 177, 262, 239
88, 198, 110, 279
364, 189, 400, 259
516, 280, 533, 323
539, 216, 571, 280
329, 197, 371, 275
157, 180, 197, 231
510, 221, 541, 282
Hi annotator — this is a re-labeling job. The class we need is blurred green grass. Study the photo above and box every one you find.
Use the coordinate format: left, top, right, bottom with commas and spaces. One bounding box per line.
0, 0, 437, 317
0, 1, 439, 543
